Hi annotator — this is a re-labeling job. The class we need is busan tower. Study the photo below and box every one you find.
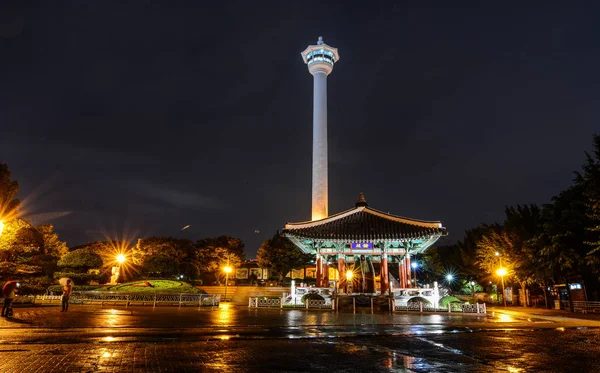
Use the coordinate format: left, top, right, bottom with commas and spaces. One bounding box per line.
301, 36, 340, 221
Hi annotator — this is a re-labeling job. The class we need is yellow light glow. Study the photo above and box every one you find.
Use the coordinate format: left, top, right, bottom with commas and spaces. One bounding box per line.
0, 220, 4, 236
116, 254, 126, 264
497, 314, 514, 323
496, 268, 507, 276
346, 271, 353, 280
223, 266, 232, 273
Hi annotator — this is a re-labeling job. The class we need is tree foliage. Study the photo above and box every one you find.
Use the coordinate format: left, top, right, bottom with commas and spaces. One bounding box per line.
257, 232, 312, 281
0, 163, 20, 221
58, 249, 103, 271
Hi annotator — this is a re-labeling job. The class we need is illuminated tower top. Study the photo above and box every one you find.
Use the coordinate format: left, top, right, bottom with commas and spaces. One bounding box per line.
300, 36, 340, 76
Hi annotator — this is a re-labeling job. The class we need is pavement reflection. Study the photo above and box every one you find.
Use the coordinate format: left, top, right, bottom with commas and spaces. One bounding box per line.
0, 305, 598, 372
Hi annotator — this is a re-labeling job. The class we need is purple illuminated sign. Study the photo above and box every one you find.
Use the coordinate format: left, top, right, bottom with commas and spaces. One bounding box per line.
351, 242, 373, 249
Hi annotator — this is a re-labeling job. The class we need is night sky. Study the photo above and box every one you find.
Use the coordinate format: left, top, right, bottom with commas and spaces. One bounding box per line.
1, 2, 598, 256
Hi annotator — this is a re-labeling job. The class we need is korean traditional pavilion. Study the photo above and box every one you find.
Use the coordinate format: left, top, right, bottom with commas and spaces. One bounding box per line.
283, 193, 447, 294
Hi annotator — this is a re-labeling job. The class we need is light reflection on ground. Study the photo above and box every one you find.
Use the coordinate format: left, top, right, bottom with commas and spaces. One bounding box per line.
496, 313, 515, 323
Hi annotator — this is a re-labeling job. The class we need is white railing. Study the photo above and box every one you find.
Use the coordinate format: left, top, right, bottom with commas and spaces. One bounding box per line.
249, 297, 335, 310
394, 301, 486, 314
572, 301, 600, 313
10, 292, 220, 307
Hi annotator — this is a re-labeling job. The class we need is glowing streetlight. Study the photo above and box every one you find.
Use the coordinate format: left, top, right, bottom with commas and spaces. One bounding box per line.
116, 254, 126, 264
345, 270, 353, 293
411, 262, 418, 288
470, 280, 476, 302
444, 274, 454, 295
496, 268, 507, 307
0, 220, 4, 237
223, 266, 232, 302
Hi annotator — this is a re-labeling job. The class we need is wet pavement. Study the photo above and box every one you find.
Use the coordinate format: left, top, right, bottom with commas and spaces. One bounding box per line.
0, 304, 599, 372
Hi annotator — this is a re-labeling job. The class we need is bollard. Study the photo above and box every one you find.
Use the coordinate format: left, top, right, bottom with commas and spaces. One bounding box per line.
332, 299, 335, 310
353, 297, 356, 314
419, 301, 423, 313
448, 303, 451, 313
281, 297, 284, 309
371, 298, 374, 314
305, 299, 309, 310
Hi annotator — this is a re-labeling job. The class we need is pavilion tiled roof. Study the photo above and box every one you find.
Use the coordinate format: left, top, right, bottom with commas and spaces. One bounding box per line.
283, 205, 447, 242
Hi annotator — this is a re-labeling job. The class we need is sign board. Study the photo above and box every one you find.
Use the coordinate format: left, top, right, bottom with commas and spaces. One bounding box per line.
351, 242, 373, 249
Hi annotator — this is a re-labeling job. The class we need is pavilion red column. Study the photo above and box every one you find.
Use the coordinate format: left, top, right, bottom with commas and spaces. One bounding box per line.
323, 260, 329, 287
405, 255, 412, 288
380, 254, 389, 294
338, 256, 346, 293
316, 255, 322, 287
399, 259, 406, 288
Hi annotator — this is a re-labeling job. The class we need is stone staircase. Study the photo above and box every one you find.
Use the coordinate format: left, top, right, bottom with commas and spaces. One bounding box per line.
197, 286, 288, 304
196, 286, 238, 302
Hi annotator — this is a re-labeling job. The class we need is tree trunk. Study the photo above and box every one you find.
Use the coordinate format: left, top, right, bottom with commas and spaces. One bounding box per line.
542, 284, 549, 309
520, 281, 527, 307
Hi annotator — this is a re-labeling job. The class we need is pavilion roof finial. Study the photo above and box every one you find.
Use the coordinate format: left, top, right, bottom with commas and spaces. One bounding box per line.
355, 192, 368, 207
317, 36, 324, 45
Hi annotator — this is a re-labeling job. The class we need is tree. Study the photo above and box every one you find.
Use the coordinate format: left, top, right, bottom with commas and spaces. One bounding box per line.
133, 237, 196, 279
0, 163, 20, 222
37, 224, 68, 259
257, 232, 312, 283
577, 134, 600, 273
475, 205, 543, 306
57, 249, 103, 271
144, 254, 179, 278
55, 248, 104, 284
195, 236, 245, 282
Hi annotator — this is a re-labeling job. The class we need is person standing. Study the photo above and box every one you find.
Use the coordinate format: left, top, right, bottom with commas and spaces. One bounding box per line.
1, 281, 18, 317
61, 279, 72, 312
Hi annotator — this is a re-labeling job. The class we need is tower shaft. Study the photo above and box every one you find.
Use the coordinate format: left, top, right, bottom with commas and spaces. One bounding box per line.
312, 71, 328, 220
301, 36, 339, 221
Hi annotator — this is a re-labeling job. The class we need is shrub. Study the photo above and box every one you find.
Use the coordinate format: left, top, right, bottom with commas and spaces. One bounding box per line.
439, 296, 462, 307
53, 272, 101, 284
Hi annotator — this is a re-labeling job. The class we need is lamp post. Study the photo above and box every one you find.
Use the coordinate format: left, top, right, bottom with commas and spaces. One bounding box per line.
223, 266, 232, 302
470, 281, 475, 302
445, 274, 454, 295
113, 254, 126, 284
411, 262, 418, 288
496, 268, 507, 307
345, 270, 353, 294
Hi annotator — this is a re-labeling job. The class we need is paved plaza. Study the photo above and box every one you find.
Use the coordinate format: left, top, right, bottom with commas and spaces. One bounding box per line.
0, 304, 598, 372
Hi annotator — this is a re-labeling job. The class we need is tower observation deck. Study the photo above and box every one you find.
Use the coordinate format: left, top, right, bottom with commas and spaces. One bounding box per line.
301, 36, 340, 221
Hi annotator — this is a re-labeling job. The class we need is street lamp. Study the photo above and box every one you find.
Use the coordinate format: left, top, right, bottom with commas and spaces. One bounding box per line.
470, 281, 475, 302
116, 254, 126, 264
345, 270, 353, 294
496, 268, 507, 307
445, 274, 454, 295
411, 262, 418, 288
223, 266, 232, 302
